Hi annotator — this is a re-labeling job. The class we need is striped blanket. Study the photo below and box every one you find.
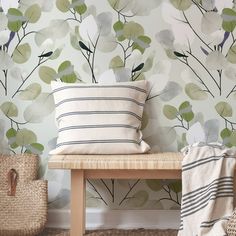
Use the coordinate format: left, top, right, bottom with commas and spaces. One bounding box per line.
178, 143, 236, 236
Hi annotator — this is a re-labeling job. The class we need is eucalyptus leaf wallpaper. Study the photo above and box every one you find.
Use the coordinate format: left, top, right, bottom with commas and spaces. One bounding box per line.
0, 0, 236, 210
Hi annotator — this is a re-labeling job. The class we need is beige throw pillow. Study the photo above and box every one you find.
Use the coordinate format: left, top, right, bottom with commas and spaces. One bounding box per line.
50, 81, 150, 154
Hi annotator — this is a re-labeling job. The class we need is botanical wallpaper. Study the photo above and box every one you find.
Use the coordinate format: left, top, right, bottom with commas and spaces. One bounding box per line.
0, 0, 236, 210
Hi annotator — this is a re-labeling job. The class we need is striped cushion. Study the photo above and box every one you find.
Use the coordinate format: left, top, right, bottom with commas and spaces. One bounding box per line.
50, 81, 150, 154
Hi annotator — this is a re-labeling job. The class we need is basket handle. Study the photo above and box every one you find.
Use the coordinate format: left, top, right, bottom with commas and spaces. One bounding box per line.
7, 169, 18, 196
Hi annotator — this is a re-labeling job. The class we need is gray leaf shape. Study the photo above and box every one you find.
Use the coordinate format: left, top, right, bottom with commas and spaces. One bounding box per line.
23, 93, 55, 123
204, 119, 220, 143
160, 81, 182, 101
48, 137, 57, 150
96, 12, 112, 36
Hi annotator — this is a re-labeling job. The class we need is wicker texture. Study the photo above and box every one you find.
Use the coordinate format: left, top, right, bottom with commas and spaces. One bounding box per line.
0, 154, 38, 185
48, 152, 183, 170
0, 154, 47, 236
227, 208, 236, 236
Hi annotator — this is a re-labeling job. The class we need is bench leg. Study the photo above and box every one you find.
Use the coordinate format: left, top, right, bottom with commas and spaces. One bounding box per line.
71, 170, 86, 236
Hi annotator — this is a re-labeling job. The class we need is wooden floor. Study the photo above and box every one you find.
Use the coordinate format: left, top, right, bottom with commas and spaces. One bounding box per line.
39, 229, 178, 236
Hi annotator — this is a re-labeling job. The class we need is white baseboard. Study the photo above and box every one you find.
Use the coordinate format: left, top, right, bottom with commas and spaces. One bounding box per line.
47, 209, 180, 230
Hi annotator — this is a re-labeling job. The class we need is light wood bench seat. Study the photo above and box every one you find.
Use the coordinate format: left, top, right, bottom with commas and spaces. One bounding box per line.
49, 152, 183, 179
48, 152, 183, 236
48, 152, 183, 170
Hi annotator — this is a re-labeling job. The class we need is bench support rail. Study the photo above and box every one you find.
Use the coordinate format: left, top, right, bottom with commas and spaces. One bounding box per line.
68, 169, 236, 236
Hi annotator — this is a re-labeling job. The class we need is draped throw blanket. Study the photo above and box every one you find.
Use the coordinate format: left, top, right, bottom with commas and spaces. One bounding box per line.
178, 143, 236, 236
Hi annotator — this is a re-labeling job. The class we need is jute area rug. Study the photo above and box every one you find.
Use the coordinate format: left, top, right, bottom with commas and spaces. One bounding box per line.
40, 229, 178, 236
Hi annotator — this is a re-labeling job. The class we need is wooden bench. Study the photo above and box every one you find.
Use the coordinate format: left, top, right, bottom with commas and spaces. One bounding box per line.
48, 152, 183, 236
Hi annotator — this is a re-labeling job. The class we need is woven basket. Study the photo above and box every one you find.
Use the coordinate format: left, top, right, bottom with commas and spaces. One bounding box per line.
0, 154, 47, 236
227, 208, 236, 236
0, 154, 38, 184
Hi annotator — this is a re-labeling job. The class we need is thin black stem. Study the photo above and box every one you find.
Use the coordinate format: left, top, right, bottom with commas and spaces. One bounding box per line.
187, 121, 190, 129
101, 179, 114, 200
218, 70, 222, 95
91, 35, 100, 83
65, 17, 81, 23
226, 33, 236, 57
191, 0, 204, 14
13, 31, 36, 57
125, 39, 133, 52
118, 12, 135, 23
3, 26, 36, 96
162, 185, 172, 199
221, 116, 236, 131
117, 12, 121, 21
72, 9, 81, 22
119, 180, 140, 206
178, 58, 214, 98
22, 21, 28, 30
172, 125, 188, 130
225, 119, 228, 129
12, 57, 49, 98
16, 31, 20, 42
146, 93, 160, 101
146, 83, 155, 100
110, 2, 136, 22
4, 70, 7, 95
187, 39, 192, 54
1, 70, 7, 95
187, 51, 220, 90
161, 185, 180, 205
221, 115, 236, 126
124, 41, 133, 62
119, 3, 135, 17
111, 179, 115, 203
179, 116, 189, 130
182, 11, 213, 52
117, 42, 126, 66
87, 180, 108, 206
0, 80, 6, 90
132, 72, 142, 81
157, 197, 180, 206
176, 116, 182, 122
226, 85, 236, 98
88, 35, 95, 49
117, 40, 133, 67
48, 195, 66, 206
170, 115, 189, 132
146, 84, 160, 101
80, 49, 94, 82
80, 46, 97, 83
7, 115, 28, 125
66, 8, 82, 23
69, 8, 74, 14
